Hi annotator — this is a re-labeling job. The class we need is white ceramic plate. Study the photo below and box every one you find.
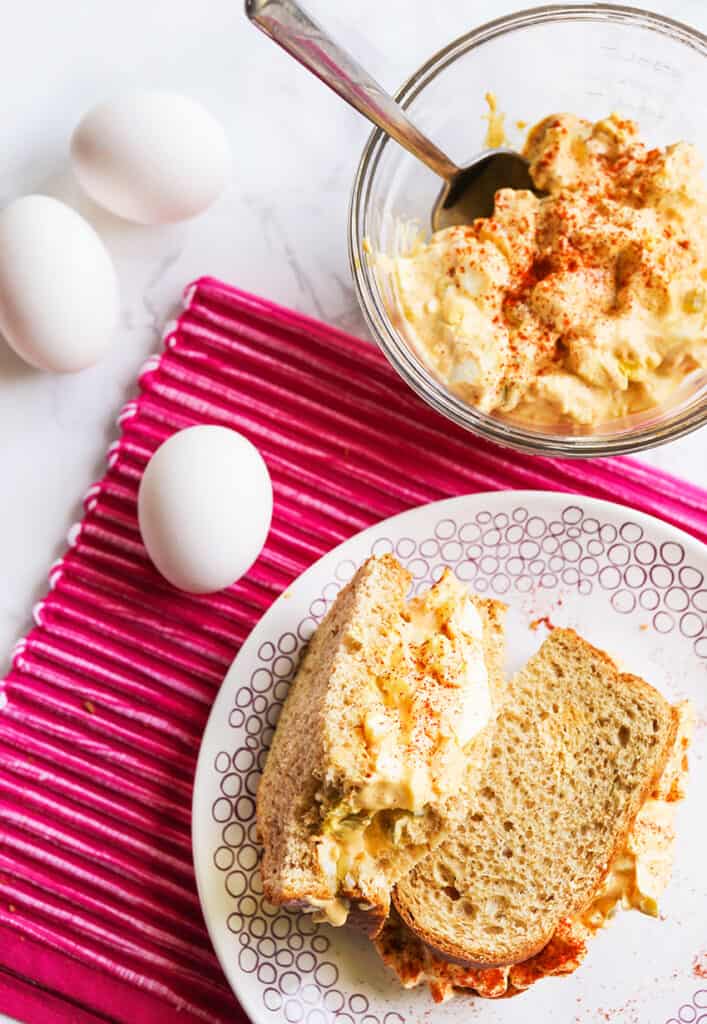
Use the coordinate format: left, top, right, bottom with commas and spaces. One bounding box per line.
193, 491, 706, 1024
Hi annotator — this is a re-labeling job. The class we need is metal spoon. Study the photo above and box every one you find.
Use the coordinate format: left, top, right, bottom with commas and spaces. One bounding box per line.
245, 0, 540, 229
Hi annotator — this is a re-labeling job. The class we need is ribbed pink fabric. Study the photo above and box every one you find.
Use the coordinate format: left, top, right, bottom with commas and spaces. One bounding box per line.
0, 277, 705, 1024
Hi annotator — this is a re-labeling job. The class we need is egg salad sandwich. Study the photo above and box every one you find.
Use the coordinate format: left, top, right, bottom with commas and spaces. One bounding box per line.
256, 554, 506, 936
376, 628, 694, 1001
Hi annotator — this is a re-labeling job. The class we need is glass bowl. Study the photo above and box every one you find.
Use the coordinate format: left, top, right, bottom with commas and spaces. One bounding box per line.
349, 4, 707, 457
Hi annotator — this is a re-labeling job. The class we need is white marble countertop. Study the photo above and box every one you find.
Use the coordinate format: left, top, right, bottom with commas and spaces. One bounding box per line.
0, 1, 705, 1019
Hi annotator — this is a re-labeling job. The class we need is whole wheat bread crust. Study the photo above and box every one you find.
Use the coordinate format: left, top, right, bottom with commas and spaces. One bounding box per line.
393, 629, 679, 967
257, 555, 411, 928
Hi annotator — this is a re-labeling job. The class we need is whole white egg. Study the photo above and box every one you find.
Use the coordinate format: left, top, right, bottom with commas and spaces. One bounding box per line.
137, 426, 273, 594
0, 195, 119, 372
71, 91, 231, 224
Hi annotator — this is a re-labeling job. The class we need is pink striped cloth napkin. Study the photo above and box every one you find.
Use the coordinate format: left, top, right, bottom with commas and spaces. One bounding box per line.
1, 276, 705, 1024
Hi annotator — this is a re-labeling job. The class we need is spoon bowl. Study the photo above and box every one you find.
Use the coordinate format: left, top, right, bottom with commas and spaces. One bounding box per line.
431, 148, 540, 230
246, 0, 534, 233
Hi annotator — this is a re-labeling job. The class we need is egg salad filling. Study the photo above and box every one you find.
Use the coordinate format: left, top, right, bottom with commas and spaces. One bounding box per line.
311, 571, 491, 925
578, 698, 694, 929
388, 112, 707, 427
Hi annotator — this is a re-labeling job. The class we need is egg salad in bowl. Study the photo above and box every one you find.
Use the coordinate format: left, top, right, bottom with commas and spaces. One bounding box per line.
388, 113, 706, 429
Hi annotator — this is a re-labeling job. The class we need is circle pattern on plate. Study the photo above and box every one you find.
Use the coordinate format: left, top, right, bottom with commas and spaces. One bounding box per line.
664, 987, 707, 1024
209, 504, 705, 1021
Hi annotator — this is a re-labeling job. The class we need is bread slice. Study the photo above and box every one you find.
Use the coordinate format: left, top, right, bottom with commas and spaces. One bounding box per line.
378, 693, 693, 1002
256, 554, 506, 935
393, 628, 678, 965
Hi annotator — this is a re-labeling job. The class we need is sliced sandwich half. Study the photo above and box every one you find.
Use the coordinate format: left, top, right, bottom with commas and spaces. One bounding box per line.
256, 554, 506, 936
379, 628, 693, 999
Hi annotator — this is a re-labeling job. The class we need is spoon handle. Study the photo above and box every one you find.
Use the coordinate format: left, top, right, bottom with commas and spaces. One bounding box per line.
245, 0, 459, 182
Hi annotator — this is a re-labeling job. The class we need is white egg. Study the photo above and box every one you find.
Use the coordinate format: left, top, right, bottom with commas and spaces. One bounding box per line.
71, 91, 231, 225
0, 195, 119, 372
138, 426, 273, 594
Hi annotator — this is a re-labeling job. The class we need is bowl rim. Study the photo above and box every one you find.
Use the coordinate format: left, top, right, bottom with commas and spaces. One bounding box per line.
348, 2, 707, 458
